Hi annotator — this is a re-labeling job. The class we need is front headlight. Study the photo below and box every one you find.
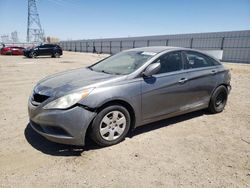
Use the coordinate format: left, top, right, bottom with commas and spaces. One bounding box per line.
43, 88, 94, 110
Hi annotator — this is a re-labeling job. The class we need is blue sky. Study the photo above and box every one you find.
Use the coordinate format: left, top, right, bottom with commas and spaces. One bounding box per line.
0, 0, 250, 41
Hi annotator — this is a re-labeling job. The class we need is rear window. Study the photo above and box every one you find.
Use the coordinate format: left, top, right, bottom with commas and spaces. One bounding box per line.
42, 44, 56, 48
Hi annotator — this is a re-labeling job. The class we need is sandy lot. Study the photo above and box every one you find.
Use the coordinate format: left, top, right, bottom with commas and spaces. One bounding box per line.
0, 52, 249, 187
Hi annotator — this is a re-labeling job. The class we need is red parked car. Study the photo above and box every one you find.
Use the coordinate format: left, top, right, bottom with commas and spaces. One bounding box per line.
0, 46, 25, 55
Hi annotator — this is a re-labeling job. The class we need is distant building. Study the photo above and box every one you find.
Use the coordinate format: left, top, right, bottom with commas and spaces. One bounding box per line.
1, 31, 20, 43
45, 36, 60, 43
1, 35, 11, 43
11, 31, 19, 43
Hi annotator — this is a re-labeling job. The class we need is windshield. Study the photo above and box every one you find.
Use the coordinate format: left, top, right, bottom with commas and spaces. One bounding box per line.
90, 51, 156, 75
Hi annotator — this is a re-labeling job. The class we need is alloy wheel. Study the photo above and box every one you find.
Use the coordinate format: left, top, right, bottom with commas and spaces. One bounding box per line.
55, 52, 59, 58
31, 52, 37, 58
215, 92, 226, 108
99, 110, 126, 141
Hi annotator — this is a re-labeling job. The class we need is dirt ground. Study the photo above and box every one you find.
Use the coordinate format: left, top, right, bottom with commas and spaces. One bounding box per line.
0, 51, 249, 188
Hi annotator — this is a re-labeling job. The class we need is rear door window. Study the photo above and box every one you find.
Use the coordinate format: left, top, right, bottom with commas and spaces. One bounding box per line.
184, 51, 216, 69
47, 44, 55, 48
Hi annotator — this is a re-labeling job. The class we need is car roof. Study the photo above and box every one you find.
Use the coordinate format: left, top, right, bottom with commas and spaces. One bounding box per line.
4, 46, 24, 48
126, 46, 222, 63
126, 46, 218, 59
43, 43, 57, 45
127, 46, 187, 53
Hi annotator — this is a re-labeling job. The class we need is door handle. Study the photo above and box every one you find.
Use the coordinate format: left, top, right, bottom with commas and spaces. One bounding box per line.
211, 70, 217, 75
178, 78, 188, 84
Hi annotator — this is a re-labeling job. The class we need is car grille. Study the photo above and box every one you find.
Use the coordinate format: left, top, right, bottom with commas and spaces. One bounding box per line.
32, 93, 50, 103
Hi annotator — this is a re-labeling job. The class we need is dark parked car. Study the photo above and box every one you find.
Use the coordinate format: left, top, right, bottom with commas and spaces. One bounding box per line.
28, 47, 231, 147
1, 46, 25, 55
24, 44, 62, 58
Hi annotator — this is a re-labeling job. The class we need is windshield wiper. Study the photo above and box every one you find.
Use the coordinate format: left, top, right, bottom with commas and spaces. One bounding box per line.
89, 67, 109, 74
88, 67, 93, 71
91, 68, 122, 75
100, 70, 123, 75
100, 70, 112, 74
112, 72, 123, 75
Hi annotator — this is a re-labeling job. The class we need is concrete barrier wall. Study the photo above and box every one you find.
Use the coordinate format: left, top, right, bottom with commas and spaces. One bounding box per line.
59, 30, 250, 63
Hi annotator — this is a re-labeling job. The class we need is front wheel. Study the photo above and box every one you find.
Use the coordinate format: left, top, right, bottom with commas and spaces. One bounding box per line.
89, 105, 131, 147
30, 51, 37, 58
208, 85, 228, 114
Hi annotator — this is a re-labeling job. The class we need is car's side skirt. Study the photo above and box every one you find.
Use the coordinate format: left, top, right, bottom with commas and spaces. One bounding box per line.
137, 103, 208, 128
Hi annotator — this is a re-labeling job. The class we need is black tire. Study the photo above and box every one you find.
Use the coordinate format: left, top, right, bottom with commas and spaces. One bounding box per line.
30, 51, 37, 58
208, 85, 228, 114
52, 52, 60, 58
89, 105, 131, 147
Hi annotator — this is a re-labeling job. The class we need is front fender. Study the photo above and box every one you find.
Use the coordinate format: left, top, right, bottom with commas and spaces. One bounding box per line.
78, 81, 142, 126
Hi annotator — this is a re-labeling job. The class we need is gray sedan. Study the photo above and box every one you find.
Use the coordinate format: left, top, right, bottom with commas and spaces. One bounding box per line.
28, 47, 231, 146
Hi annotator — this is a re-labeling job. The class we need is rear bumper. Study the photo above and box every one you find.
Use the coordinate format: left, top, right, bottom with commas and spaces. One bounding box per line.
28, 100, 96, 146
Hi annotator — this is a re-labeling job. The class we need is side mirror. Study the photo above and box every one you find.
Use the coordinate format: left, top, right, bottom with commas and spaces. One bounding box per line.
143, 63, 161, 77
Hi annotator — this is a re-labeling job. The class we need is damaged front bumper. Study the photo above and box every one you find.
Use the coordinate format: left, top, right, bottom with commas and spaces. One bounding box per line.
28, 100, 96, 146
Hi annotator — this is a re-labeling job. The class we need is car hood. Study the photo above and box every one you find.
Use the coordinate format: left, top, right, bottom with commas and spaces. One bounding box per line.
34, 68, 122, 97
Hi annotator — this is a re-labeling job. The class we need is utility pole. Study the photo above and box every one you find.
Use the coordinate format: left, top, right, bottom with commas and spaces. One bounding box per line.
27, 0, 44, 42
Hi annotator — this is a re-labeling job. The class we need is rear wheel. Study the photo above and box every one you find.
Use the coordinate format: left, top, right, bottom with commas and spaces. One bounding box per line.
208, 85, 228, 114
90, 105, 131, 147
52, 52, 60, 58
